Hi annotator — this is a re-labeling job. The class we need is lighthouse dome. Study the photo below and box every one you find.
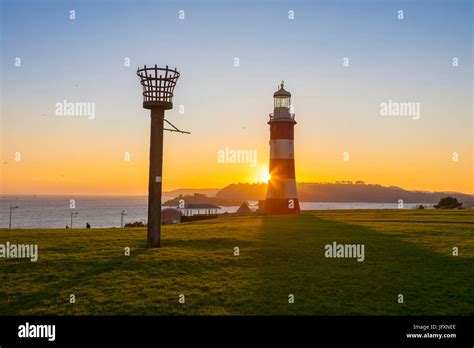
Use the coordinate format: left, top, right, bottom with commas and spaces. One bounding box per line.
273, 82, 291, 98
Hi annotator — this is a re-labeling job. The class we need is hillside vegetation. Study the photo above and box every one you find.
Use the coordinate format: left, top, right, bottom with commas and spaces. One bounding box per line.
216, 183, 474, 205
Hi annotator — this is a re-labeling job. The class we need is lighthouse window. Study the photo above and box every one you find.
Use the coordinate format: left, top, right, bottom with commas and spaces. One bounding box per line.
275, 97, 290, 108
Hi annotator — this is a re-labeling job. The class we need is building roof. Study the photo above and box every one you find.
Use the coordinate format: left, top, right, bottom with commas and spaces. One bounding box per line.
235, 202, 252, 215
162, 208, 181, 214
162, 208, 181, 218
273, 81, 291, 98
184, 203, 221, 209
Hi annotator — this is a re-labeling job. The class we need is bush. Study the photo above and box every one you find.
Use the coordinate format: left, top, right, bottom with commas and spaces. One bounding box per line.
434, 197, 462, 209
124, 221, 146, 227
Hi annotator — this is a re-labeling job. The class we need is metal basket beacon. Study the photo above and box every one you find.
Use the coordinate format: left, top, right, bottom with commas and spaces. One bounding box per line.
137, 64, 189, 248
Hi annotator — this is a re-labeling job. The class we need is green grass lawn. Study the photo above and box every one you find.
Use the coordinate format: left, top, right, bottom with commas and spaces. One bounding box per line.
0, 210, 473, 315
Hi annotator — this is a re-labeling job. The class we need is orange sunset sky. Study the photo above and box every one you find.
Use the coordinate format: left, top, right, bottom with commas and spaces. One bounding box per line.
1, 1, 472, 196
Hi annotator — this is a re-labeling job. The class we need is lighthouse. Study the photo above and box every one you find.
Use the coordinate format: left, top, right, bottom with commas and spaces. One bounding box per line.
264, 82, 300, 215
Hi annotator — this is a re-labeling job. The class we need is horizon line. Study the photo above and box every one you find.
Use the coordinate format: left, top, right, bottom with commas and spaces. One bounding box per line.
1, 181, 473, 197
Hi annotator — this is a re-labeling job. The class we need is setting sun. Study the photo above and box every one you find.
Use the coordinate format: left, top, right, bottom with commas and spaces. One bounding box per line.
256, 168, 271, 183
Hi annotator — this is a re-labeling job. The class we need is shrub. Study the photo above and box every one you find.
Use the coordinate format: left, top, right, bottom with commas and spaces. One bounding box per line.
434, 197, 462, 209
124, 221, 146, 227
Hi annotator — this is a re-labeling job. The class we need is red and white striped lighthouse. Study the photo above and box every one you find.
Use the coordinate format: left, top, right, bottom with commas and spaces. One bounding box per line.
264, 82, 300, 215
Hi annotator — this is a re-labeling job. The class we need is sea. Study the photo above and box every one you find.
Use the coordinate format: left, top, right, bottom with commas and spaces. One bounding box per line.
0, 196, 433, 229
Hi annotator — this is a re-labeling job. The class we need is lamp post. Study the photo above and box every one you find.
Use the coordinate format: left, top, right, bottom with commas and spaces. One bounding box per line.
70, 212, 78, 228
9, 205, 19, 229
136, 64, 182, 248
120, 210, 127, 228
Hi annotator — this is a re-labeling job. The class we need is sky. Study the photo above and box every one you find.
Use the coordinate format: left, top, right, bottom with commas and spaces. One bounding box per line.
1, 0, 472, 195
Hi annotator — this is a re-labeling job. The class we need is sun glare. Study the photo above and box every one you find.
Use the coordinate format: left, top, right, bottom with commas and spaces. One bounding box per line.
257, 170, 271, 183
264, 172, 271, 183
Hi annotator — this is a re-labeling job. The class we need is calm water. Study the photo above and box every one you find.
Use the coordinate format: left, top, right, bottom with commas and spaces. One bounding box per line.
0, 196, 432, 228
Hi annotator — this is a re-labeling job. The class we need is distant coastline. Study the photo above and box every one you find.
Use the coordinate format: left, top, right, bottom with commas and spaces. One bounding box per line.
2, 181, 473, 207
215, 182, 474, 207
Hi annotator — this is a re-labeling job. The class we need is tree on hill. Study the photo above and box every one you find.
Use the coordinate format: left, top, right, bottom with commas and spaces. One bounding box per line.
215, 182, 474, 203
434, 197, 462, 209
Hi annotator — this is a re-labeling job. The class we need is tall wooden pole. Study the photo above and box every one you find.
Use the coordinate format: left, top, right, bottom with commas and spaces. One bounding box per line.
137, 64, 181, 248
147, 107, 165, 248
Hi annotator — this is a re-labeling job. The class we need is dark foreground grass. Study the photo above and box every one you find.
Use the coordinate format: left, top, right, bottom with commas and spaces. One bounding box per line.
0, 210, 472, 315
